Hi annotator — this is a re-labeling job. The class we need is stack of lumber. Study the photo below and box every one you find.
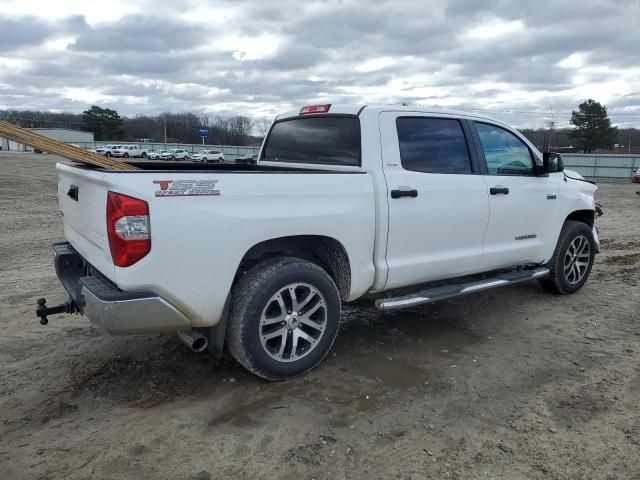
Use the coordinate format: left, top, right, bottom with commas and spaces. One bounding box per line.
0, 120, 138, 170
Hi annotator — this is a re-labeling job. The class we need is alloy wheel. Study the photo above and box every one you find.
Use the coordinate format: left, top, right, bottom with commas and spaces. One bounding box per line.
259, 282, 327, 362
564, 235, 591, 284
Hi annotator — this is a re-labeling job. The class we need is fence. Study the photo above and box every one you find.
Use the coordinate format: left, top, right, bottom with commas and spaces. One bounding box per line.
72, 141, 260, 160
562, 153, 640, 181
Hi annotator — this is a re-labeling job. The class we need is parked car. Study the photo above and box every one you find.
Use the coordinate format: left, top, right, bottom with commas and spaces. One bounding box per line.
40, 104, 601, 381
235, 153, 258, 165
148, 150, 171, 160
160, 149, 190, 160
111, 145, 148, 158
632, 168, 640, 183
192, 150, 225, 162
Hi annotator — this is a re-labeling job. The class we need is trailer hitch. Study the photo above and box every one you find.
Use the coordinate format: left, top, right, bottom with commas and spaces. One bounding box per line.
36, 298, 77, 325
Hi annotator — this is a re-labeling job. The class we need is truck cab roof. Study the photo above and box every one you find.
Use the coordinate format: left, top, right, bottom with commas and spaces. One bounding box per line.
276, 104, 507, 127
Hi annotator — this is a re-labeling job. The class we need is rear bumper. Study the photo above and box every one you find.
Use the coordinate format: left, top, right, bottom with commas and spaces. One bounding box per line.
53, 242, 191, 335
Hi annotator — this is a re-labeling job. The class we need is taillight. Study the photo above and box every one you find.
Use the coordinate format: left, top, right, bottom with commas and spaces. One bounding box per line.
299, 104, 331, 115
106, 191, 150, 267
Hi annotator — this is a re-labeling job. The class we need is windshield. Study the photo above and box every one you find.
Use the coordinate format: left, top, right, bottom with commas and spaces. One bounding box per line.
262, 116, 360, 166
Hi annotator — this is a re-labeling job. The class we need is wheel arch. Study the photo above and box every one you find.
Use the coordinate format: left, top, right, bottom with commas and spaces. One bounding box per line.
565, 209, 595, 228
235, 235, 352, 301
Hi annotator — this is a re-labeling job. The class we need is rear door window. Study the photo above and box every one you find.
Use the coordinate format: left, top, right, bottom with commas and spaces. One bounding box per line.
263, 116, 361, 166
396, 117, 472, 174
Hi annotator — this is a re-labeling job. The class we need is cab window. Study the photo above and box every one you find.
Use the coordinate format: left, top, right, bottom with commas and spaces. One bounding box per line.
475, 122, 534, 175
396, 117, 472, 174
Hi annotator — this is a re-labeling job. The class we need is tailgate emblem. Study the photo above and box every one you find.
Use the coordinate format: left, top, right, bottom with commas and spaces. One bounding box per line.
153, 179, 220, 197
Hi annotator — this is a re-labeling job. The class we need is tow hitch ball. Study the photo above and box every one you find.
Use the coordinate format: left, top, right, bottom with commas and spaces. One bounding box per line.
36, 298, 76, 325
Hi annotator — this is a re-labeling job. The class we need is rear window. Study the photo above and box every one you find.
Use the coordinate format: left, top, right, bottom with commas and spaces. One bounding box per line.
263, 116, 361, 166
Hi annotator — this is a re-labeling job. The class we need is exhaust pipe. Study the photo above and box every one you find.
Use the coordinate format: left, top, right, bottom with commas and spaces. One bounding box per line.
177, 331, 208, 353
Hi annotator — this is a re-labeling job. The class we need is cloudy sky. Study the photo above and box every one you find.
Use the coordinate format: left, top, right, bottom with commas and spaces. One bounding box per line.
1, 0, 639, 127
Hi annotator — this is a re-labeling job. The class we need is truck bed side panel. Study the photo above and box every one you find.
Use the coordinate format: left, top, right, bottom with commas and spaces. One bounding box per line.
57, 164, 376, 328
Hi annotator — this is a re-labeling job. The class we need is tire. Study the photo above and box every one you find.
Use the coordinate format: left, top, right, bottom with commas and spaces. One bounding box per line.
539, 220, 595, 295
106, 152, 112, 157
170, 155, 175, 161
227, 257, 341, 380
202, 157, 207, 162
124, 153, 129, 158
141, 152, 147, 158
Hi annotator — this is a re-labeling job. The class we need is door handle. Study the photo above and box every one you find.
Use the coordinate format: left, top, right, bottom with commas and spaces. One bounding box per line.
490, 187, 509, 195
391, 188, 418, 199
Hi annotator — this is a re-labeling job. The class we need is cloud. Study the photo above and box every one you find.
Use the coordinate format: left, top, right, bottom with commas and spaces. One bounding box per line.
0, 15, 86, 52
0, 0, 638, 127
70, 15, 201, 52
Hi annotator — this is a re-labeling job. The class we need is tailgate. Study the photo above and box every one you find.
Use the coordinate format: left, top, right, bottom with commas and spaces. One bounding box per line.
56, 163, 115, 280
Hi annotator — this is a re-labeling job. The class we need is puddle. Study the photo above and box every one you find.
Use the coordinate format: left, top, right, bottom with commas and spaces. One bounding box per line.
335, 302, 481, 382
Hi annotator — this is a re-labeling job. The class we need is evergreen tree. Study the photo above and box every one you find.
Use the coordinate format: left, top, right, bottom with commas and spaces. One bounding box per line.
569, 99, 617, 152
82, 105, 124, 140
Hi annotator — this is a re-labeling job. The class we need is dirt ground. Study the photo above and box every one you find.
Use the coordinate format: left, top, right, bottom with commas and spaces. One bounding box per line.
0, 152, 638, 480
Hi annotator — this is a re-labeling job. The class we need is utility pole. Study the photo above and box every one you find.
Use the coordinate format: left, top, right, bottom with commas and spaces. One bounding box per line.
546, 105, 555, 152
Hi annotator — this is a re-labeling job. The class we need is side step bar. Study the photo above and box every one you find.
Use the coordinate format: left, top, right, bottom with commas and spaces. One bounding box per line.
375, 267, 550, 311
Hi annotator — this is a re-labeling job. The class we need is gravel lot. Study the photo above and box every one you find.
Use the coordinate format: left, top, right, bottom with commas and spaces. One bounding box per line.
1, 152, 639, 480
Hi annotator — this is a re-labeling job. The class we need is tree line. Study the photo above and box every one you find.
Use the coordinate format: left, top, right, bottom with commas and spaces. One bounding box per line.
0, 100, 636, 152
0, 106, 268, 146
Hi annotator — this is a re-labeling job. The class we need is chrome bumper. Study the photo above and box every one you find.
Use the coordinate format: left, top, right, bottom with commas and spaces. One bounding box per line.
53, 242, 191, 335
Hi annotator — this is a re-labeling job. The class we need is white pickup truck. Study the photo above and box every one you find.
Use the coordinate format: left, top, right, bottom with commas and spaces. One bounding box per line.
111, 145, 148, 158
39, 104, 601, 380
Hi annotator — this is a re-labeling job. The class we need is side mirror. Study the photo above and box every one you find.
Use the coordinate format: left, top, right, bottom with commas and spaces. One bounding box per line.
543, 152, 564, 174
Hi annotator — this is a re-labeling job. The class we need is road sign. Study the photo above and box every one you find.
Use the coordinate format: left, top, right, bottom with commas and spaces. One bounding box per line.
197, 127, 208, 138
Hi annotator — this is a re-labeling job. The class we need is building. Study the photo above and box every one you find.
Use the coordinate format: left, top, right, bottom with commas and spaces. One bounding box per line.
0, 128, 94, 151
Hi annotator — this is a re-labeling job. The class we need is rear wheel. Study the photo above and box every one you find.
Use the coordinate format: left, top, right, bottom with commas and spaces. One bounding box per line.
539, 221, 595, 295
141, 152, 147, 158
227, 257, 341, 380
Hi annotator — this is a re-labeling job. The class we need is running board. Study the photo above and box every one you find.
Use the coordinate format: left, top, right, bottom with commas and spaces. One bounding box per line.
375, 267, 550, 311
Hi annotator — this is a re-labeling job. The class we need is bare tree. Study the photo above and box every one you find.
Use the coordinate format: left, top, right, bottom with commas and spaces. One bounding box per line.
254, 117, 274, 139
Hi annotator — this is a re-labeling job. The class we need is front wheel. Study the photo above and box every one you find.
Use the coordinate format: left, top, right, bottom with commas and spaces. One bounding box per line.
227, 257, 341, 380
539, 220, 595, 295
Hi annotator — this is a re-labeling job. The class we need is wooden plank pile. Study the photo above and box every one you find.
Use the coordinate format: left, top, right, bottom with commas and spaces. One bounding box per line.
0, 120, 139, 170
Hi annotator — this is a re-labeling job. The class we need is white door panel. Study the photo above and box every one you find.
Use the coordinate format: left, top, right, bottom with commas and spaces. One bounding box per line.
380, 112, 490, 289
473, 121, 559, 270
480, 175, 556, 270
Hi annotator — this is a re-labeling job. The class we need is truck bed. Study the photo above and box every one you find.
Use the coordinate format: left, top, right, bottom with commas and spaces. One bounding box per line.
56, 161, 376, 329
67, 160, 364, 174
